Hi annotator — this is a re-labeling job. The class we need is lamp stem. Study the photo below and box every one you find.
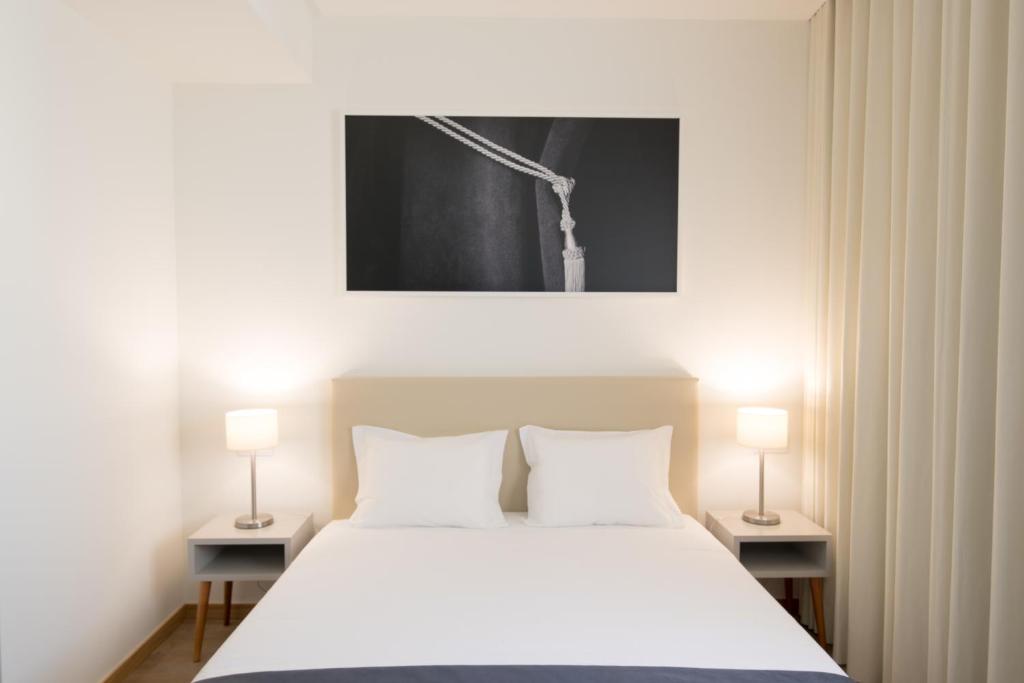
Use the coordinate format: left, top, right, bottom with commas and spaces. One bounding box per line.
235, 450, 273, 529
757, 448, 765, 518
742, 445, 779, 525
250, 451, 258, 522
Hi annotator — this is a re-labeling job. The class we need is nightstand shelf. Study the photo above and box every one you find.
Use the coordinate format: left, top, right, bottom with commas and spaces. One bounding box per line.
738, 540, 828, 578
187, 512, 314, 662
193, 544, 286, 581
706, 509, 832, 648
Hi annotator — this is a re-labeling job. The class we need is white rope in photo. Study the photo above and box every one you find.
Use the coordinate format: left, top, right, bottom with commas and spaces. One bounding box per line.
416, 115, 585, 292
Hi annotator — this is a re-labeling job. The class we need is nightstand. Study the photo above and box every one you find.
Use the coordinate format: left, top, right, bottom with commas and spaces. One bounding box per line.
705, 509, 832, 647
188, 512, 314, 661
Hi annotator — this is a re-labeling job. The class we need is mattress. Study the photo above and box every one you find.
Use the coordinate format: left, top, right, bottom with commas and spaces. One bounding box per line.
195, 514, 845, 681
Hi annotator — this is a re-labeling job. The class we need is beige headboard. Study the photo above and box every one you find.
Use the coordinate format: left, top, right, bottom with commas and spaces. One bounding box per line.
332, 376, 699, 518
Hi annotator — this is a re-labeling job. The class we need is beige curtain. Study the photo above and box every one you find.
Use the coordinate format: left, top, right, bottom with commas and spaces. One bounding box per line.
804, 1, 1023, 682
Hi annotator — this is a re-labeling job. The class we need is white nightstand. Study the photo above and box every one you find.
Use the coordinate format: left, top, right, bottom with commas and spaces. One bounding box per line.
706, 509, 832, 647
188, 512, 314, 661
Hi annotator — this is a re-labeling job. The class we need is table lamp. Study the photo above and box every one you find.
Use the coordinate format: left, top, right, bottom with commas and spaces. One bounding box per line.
737, 407, 788, 526
225, 408, 278, 529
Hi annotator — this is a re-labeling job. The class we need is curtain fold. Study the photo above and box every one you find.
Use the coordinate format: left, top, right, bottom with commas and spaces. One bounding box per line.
804, 2, 1022, 681
988, 6, 1024, 681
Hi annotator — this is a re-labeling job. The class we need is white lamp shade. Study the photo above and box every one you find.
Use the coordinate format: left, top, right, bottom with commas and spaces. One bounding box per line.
225, 409, 278, 451
736, 407, 788, 450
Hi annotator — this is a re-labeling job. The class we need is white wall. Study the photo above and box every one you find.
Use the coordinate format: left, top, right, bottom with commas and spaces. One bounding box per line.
175, 15, 810, 602
0, 2, 183, 680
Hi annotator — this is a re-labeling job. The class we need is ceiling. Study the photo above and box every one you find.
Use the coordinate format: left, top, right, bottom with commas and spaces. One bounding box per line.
64, 0, 824, 84
64, 0, 314, 83
313, 0, 828, 21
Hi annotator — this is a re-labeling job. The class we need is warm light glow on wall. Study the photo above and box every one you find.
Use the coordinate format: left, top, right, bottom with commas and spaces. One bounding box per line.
700, 354, 790, 399
204, 332, 320, 398
230, 364, 301, 396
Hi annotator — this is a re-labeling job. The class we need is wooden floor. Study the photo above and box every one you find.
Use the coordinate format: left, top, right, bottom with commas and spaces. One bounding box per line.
123, 616, 239, 683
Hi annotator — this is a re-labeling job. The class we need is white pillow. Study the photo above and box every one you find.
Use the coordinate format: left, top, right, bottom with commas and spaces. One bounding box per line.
350, 426, 508, 528
520, 425, 684, 527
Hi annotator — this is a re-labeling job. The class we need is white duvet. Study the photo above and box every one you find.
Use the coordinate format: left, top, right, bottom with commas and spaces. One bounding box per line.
196, 514, 844, 680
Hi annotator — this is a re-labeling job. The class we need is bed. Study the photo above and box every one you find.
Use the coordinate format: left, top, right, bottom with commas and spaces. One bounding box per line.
194, 378, 846, 682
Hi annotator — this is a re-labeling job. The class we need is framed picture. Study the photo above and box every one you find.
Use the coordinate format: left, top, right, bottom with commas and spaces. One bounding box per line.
344, 115, 679, 293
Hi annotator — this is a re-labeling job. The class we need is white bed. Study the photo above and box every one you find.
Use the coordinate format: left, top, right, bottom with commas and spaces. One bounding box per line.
195, 378, 844, 682
196, 514, 844, 681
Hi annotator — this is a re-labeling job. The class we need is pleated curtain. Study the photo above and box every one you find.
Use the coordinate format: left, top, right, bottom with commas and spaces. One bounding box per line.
803, 1, 1023, 682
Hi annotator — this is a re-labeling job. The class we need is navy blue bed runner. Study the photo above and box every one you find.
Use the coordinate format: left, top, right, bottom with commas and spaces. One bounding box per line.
203, 665, 848, 683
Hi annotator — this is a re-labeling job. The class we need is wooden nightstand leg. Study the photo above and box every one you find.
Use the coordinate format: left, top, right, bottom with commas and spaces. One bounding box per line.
224, 581, 233, 626
809, 577, 827, 648
193, 581, 212, 662
784, 578, 795, 615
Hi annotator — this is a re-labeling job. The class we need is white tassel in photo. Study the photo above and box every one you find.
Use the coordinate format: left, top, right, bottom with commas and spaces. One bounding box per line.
563, 246, 585, 293
552, 177, 584, 293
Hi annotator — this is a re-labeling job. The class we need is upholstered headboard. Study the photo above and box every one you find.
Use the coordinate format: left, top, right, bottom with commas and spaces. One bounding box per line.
331, 376, 699, 518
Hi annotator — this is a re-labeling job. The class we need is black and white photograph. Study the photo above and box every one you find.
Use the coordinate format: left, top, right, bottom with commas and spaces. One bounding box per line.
345, 115, 679, 293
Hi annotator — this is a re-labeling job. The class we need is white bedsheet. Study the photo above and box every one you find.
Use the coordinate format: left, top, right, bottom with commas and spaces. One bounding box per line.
196, 514, 844, 680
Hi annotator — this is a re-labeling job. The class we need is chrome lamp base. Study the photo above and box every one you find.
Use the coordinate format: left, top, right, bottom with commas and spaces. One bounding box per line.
743, 509, 780, 526
743, 448, 781, 525
236, 513, 274, 529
